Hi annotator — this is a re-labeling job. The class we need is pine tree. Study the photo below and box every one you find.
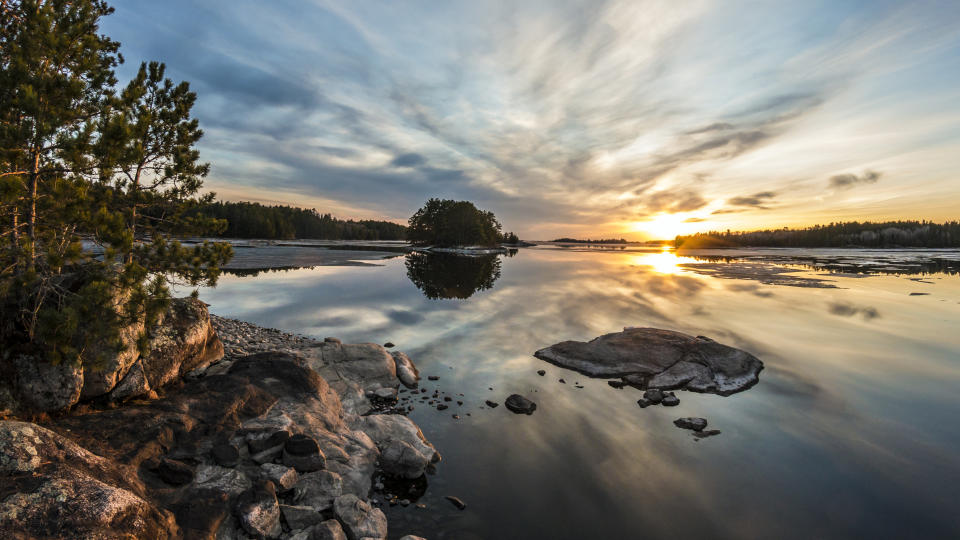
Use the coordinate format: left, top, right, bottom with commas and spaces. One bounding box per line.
1, 0, 231, 368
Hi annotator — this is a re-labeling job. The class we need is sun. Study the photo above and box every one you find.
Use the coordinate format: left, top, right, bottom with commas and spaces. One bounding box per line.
632, 213, 689, 240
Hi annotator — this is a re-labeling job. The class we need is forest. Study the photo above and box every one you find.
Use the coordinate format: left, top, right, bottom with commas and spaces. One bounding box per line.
197, 201, 407, 240
675, 221, 960, 248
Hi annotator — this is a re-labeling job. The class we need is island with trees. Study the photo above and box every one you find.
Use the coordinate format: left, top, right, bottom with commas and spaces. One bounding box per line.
407, 198, 520, 249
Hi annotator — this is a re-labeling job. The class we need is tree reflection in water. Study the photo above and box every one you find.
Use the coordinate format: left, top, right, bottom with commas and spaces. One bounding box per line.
405, 251, 502, 299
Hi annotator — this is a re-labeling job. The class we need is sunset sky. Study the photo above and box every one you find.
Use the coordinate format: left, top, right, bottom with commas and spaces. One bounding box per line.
103, 0, 960, 240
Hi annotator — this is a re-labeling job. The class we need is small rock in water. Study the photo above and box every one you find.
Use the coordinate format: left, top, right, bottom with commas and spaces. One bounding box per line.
452, 414, 460, 420
384, 342, 395, 348
504, 394, 537, 415
643, 389, 664, 404
436, 404, 448, 411
537, 370, 546, 376
485, 400, 499, 408
443, 396, 452, 402
693, 429, 722, 439
558, 378, 566, 384
445, 496, 467, 510
608, 380, 627, 389
674, 417, 708, 431
661, 392, 680, 406
637, 398, 653, 408
428, 375, 439, 381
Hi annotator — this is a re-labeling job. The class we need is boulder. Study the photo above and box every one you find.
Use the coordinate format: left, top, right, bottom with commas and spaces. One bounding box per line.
357, 415, 440, 466
141, 297, 224, 389
283, 434, 326, 472
80, 308, 144, 399
0, 421, 177, 539
379, 439, 431, 479
261, 463, 299, 490
11, 354, 83, 413
193, 464, 251, 496
391, 351, 420, 388
294, 470, 343, 510
212, 443, 240, 468
311, 519, 348, 540
157, 458, 194, 486
505, 394, 536, 415
280, 504, 324, 530
107, 358, 151, 402
372, 387, 399, 401
236, 479, 282, 539
534, 328, 763, 395
333, 494, 388, 540
250, 430, 291, 455
643, 389, 664, 404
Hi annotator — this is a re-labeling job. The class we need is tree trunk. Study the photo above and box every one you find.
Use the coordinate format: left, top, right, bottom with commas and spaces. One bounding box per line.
127, 164, 143, 264
27, 150, 39, 266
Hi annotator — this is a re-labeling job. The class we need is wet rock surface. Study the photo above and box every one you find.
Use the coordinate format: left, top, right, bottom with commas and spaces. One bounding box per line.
1, 316, 436, 540
504, 394, 537, 415
674, 417, 708, 431
534, 327, 763, 396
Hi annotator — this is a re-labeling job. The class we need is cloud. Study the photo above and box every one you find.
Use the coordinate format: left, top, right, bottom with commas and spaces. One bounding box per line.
100, 1, 960, 236
684, 217, 706, 223
829, 170, 882, 189
641, 190, 708, 215
727, 191, 778, 209
391, 153, 427, 168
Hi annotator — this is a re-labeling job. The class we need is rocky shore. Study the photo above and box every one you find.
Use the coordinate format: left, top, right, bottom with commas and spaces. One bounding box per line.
1, 302, 439, 540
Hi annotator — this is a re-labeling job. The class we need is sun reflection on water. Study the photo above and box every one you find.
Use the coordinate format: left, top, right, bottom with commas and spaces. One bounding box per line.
628, 246, 697, 274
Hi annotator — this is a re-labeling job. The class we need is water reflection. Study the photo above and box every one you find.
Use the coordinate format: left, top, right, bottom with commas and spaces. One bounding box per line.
195, 247, 960, 540
628, 247, 700, 274
405, 252, 502, 299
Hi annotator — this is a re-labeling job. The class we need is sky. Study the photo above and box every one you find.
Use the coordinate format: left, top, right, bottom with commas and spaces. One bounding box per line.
102, 0, 960, 240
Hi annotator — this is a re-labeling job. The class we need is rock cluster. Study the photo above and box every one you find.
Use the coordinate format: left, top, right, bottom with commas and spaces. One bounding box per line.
1, 297, 223, 415
1, 313, 440, 540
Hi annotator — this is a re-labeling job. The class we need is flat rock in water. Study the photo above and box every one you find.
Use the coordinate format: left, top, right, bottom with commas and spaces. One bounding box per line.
533, 328, 763, 395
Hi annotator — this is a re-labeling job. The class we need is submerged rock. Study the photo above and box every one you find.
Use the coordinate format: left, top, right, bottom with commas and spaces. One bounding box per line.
445, 495, 467, 510
504, 394, 537, 415
674, 417, 708, 431
533, 327, 763, 396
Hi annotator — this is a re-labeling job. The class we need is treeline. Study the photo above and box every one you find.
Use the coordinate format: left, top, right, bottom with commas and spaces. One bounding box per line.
552, 237, 628, 244
675, 221, 960, 248
197, 201, 407, 240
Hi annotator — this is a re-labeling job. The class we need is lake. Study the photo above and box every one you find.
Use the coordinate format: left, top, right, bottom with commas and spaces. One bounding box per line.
195, 244, 960, 540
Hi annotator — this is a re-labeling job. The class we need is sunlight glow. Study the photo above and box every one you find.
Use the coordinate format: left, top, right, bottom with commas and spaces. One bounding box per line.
628, 247, 698, 275
631, 213, 706, 240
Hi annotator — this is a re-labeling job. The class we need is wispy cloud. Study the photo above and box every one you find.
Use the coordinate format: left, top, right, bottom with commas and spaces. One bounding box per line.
829, 170, 882, 189
102, 0, 960, 236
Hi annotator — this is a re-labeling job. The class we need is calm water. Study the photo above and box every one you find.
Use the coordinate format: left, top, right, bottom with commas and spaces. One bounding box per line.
197, 246, 960, 540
